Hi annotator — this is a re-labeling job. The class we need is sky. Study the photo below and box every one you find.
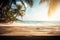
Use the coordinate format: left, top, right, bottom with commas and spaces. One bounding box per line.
12, 0, 60, 21
23, 0, 49, 21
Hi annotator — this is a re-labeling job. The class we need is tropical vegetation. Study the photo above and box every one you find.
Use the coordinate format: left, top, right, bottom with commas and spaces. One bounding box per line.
0, 0, 58, 23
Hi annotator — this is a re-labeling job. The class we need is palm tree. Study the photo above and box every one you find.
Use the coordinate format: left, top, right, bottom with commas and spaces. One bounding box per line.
0, 0, 58, 23
40, 0, 57, 16
48, 0, 57, 16
0, 0, 34, 23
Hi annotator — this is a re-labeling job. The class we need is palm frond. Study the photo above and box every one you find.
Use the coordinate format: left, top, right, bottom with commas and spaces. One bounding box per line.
0, 0, 25, 23
40, 0, 57, 16
48, 0, 57, 16
0, 0, 10, 8
12, 0, 16, 4
40, 0, 48, 3
19, 0, 26, 11
25, 0, 33, 7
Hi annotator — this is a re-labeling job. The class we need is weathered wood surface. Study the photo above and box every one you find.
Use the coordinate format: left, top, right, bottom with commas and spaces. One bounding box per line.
0, 25, 60, 36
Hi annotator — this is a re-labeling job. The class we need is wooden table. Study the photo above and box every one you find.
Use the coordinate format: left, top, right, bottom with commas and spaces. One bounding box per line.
0, 23, 60, 36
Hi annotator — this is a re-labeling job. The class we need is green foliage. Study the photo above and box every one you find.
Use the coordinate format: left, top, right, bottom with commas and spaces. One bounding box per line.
0, 0, 60, 24
0, 0, 25, 23
0, 0, 34, 23
25, 0, 34, 7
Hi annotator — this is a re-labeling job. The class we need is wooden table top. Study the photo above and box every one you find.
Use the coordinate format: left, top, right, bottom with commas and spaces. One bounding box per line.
0, 25, 60, 36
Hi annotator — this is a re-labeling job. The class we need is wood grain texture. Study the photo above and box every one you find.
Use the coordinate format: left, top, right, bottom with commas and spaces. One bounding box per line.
0, 25, 60, 36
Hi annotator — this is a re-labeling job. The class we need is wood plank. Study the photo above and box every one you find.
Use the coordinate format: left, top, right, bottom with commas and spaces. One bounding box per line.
0, 26, 60, 36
